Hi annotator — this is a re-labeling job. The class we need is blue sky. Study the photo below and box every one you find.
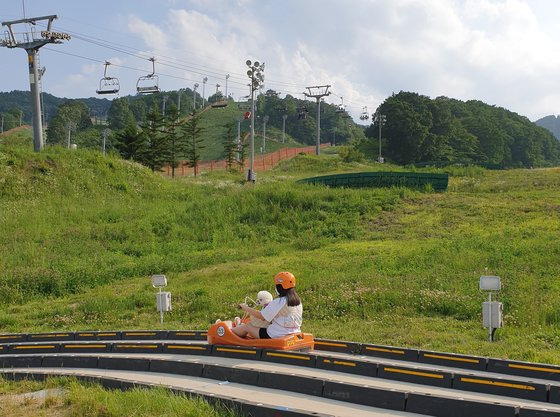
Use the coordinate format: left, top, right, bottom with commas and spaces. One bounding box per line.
1, 0, 560, 121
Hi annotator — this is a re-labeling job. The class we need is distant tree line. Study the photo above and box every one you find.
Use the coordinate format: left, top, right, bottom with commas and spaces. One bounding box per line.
362, 92, 560, 168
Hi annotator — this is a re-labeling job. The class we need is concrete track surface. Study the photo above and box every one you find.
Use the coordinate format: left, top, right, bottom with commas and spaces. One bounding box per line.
1, 331, 560, 416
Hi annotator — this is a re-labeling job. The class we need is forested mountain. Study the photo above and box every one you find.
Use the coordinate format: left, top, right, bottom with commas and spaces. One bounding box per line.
365, 92, 560, 168
535, 115, 560, 140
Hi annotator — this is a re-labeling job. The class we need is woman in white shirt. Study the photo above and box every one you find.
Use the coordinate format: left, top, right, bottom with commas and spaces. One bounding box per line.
233, 271, 303, 339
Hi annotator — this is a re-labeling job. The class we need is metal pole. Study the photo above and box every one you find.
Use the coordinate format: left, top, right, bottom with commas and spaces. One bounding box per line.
102, 128, 108, 155
263, 115, 268, 153
162, 95, 167, 118
282, 114, 287, 143
202, 77, 208, 108
225, 74, 230, 99
236, 118, 241, 162
1, 115, 3, 134
488, 292, 493, 342
177, 90, 181, 113
249, 84, 255, 180
379, 117, 382, 162
66, 122, 72, 149
28, 50, 43, 151
193, 83, 198, 110
316, 98, 321, 155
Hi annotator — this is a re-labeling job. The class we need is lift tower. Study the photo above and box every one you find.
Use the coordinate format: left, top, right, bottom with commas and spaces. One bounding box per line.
304, 85, 331, 155
1, 15, 70, 152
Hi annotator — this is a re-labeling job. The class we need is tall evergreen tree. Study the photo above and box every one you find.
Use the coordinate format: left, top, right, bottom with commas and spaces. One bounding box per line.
182, 110, 205, 176
138, 104, 169, 171
222, 122, 237, 171
114, 123, 145, 161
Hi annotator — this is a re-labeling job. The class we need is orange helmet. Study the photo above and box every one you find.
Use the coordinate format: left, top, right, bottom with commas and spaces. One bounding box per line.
274, 271, 296, 289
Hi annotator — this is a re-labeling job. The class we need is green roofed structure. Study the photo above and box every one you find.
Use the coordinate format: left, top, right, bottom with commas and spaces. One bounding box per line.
298, 171, 448, 192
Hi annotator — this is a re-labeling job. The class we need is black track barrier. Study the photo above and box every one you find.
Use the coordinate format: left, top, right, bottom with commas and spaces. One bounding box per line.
121, 331, 168, 340
60, 342, 111, 353
547, 385, 560, 404
313, 339, 361, 354
406, 392, 517, 417
27, 332, 75, 342
453, 372, 548, 402
418, 350, 487, 371
212, 345, 262, 360
42, 355, 99, 369
202, 364, 260, 385
323, 380, 406, 410
111, 342, 163, 354
8, 343, 61, 354
74, 331, 122, 341
316, 355, 377, 377
488, 358, 560, 382
1, 356, 43, 368
262, 350, 317, 368
378, 364, 453, 388
258, 371, 324, 397
518, 407, 560, 417
0, 345, 7, 354
98, 356, 150, 372
360, 343, 419, 362
162, 342, 212, 356
168, 330, 207, 341
150, 359, 203, 377
0, 334, 28, 343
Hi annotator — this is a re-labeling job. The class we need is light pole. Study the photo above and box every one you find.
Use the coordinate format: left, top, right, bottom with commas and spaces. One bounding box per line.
193, 83, 199, 110
374, 112, 387, 163
225, 74, 230, 99
202, 77, 208, 108
236, 117, 241, 161
246, 59, 264, 182
282, 114, 288, 143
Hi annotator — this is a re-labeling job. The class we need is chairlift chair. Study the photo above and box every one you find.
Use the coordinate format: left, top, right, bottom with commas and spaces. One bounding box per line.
359, 106, 369, 121
136, 57, 160, 94
297, 106, 308, 120
335, 97, 346, 114
96, 61, 120, 95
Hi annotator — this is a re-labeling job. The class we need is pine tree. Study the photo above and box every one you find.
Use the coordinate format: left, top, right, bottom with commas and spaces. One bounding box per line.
222, 123, 237, 171
138, 103, 169, 171
182, 110, 205, 176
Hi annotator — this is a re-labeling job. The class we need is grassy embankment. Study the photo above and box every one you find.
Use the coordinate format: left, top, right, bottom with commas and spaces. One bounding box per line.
1, 134, 560, 414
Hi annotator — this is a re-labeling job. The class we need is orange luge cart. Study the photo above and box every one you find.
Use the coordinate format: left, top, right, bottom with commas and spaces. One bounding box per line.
207, 321, 314, 351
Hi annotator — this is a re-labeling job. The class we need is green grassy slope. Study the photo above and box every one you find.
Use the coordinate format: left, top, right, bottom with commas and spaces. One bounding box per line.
1, 139, 560, 364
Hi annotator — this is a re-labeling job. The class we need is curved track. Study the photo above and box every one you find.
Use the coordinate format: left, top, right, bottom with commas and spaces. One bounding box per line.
1, 330, 560, 417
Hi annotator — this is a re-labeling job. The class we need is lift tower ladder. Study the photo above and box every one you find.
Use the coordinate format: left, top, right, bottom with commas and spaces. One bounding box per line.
1, 15, 70, 152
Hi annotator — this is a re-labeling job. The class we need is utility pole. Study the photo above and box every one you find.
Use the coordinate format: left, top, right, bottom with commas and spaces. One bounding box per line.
236, 117, 241, 161
162, 95, 168, 118
282, 114, 288, 143
19, 110, 23, 126
1, 15, 69, 152
66, 121, 76, 149
304, 85, 331, 155
1, 115, 3, 134
245, 59, 264, 182
177, 90, 182, 114
374, 112, 387, 163
102, 128, 109, 155
262, 115, 269, 153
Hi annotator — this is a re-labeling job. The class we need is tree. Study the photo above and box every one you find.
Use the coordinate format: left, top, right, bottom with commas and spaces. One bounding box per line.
107, 98, 135, 131
163, 104, 187, 178
182, 111, 205, 176
138, 104, 169, 171
222, 123, 237, 171
114, 123, 145, 161
46, 100, 92, 145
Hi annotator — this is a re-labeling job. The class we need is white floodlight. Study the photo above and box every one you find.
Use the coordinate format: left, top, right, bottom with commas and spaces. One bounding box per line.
479, 276, 501, 291
246, 60, 252, 66
254, 61, 260, 67
151, 274, 167, 288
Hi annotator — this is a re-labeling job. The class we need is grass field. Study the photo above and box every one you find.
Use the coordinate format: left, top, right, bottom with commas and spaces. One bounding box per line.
1, 135, 560, 413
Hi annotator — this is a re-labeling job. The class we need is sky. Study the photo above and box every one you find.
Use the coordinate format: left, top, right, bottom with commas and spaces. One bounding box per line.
1, 0, 560, 122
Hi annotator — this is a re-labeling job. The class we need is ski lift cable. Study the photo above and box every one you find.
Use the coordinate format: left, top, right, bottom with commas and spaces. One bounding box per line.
36, 22, 310, 91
